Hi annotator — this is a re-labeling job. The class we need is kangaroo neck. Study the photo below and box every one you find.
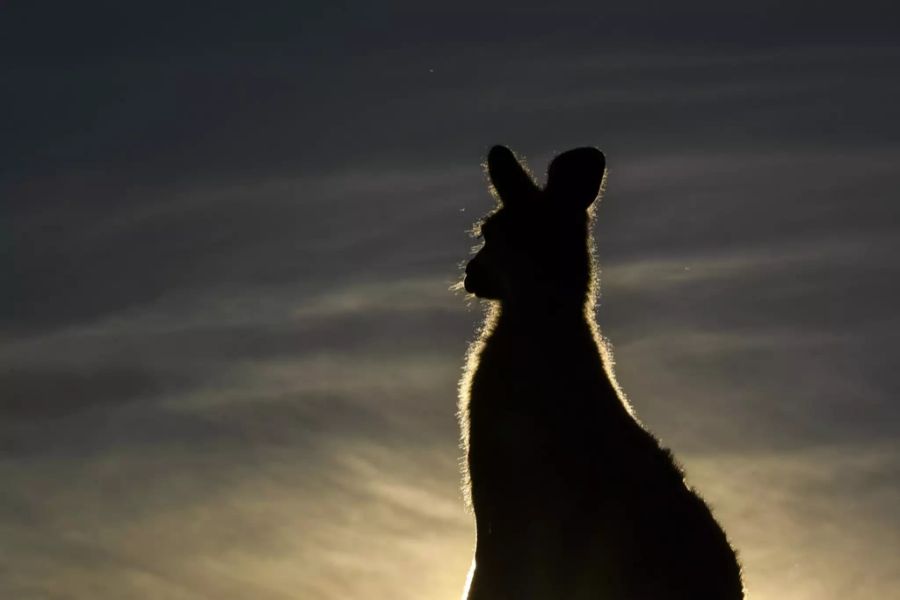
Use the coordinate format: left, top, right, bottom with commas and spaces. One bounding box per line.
493, 296, 595, 342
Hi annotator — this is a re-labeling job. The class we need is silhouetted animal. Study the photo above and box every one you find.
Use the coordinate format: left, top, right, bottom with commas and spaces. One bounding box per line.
458, 146, 744, 599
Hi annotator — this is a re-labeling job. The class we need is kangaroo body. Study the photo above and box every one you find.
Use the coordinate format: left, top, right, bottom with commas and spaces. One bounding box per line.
459, 146, 743, 599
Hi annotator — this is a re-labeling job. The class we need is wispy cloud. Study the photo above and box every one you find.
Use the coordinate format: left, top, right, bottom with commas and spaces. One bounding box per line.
3, 7, 899, 597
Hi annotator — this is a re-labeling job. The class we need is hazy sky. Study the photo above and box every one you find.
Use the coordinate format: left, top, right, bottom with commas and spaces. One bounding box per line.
3, 3, 900, 599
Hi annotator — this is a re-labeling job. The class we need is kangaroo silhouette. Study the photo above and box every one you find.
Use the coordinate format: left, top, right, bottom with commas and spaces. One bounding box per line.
458, 146, 744, 599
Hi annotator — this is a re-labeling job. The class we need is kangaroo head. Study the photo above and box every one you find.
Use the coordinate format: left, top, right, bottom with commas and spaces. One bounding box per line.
464, 145, 606, 306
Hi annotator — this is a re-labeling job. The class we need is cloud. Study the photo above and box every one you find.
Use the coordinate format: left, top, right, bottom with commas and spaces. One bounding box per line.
0, 319, 472, 597
2, 7, 899, 598
0, 435, 475, 600
0, 366, 193, 420
4, 166, 475, 335
688, 443, 900, 600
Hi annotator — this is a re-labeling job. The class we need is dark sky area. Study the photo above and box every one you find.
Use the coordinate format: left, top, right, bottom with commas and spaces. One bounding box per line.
3, 2, 900, 598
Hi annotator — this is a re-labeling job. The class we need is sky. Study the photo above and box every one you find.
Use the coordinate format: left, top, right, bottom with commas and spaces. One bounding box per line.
2, 2, 900, 599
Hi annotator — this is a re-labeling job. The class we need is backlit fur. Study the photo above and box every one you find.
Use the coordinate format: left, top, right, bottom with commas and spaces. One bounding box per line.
458, 145, 744, 599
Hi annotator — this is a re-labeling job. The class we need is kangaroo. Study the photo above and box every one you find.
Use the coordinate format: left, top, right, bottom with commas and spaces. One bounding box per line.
458, 146, 744, 599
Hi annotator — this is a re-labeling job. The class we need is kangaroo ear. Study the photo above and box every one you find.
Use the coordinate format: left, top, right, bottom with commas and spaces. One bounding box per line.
546, 147, 606, 209
487, 145, 539, 206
